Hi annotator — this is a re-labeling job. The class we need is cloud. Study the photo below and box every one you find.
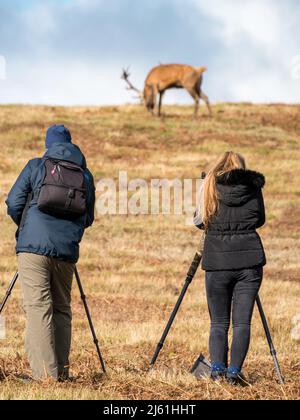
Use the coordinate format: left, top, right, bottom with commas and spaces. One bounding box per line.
0, 0, 299, 105
191, 0, 281, 49
0, 55, 6, 80
189, 0, 300, 102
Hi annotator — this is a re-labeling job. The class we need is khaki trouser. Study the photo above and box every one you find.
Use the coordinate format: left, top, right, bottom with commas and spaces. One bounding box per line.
18, 253, 75, 380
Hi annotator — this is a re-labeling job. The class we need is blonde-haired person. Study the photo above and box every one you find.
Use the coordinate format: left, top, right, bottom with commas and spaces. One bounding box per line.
195, 152, 266, 385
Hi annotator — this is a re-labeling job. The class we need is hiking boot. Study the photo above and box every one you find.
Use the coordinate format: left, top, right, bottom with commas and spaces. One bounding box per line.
211, 370, 227, 381
226, 370, 248, 386
15, 374, 34, 384
210, 362, 227, 381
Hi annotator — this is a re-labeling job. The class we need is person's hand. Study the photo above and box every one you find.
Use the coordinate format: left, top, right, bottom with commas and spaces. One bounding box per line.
198, 232, 206, 254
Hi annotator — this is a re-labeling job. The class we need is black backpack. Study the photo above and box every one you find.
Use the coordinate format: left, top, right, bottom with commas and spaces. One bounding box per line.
37, 158, 87, 218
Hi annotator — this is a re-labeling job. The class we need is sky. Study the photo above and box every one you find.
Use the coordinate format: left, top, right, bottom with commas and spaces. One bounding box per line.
0, 0, 299, 105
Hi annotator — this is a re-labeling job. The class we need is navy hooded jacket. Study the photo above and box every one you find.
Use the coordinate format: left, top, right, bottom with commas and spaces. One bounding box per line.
6, 141, 95, 264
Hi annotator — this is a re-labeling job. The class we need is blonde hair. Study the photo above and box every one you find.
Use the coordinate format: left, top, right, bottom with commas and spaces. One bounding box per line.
202, 151, 246, 229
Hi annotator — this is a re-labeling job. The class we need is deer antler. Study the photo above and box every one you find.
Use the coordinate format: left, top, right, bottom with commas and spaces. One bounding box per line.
121, 67, 143, 103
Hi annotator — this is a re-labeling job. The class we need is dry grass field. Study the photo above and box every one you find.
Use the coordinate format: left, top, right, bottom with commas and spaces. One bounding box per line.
0, 103, 299, 400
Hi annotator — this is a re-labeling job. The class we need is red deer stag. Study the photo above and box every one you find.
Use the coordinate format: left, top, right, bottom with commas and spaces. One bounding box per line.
122, 64, 212, 117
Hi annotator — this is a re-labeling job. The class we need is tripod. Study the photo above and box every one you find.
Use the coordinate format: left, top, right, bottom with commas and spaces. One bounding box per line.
150, 251, 285, 385
0, 267, 106, 374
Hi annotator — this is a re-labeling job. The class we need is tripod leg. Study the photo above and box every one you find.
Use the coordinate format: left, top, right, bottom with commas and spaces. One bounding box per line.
0, 272, 19, 315
150, 252, 202, 367
74, 267, 106, 374
150, 279, 191, 367
256, 295, 284, 385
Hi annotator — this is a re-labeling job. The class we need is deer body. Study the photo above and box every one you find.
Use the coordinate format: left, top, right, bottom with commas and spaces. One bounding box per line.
144, 64, 212, 117
122, 64, 212, 117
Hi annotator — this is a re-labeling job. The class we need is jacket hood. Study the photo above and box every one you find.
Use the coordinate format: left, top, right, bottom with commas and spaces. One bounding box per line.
216, 169, 265, 207
217, 169, 265, 189
44, 143, 86, 169
45, 125, 72, 149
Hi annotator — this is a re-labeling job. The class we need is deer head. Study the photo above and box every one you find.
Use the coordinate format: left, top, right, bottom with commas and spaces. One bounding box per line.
143, 84, 156, 113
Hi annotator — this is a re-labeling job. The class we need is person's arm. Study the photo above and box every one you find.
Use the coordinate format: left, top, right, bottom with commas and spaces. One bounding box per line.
256, 189, 266, 229
194, 179, 205, 230
194, 209, 204, 230
84, 168, 96, 228
6, 161, 33, 226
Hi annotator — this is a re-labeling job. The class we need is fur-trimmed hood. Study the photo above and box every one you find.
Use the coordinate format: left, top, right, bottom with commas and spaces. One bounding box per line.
216, 169, 265, 207
217, 169, 265, 189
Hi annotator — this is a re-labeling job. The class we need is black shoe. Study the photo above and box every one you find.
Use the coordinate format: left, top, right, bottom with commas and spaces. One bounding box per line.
15, 374, 34, 384
226, 372, 248, 387
211, 369, 227, 381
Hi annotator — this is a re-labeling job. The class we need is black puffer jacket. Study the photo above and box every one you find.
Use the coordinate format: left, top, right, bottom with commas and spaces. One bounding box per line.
198, 169, 266, 271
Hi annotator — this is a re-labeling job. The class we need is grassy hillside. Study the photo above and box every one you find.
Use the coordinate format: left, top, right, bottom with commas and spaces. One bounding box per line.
0, 103, 299, 400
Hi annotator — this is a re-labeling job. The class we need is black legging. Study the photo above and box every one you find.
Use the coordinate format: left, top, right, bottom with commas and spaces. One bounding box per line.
205, 267, 263, 370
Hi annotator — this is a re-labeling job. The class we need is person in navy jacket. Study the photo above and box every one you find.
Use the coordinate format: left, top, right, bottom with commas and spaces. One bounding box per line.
6, 125, 95, 380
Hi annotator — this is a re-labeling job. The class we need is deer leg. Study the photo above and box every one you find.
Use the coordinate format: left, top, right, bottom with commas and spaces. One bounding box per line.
186, 89, 200, 117
194, 98, 200, 117
200, 91, 212, 116
158, 91, 165, 117
151, 85, 158, 116
185, 87, 200, 117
